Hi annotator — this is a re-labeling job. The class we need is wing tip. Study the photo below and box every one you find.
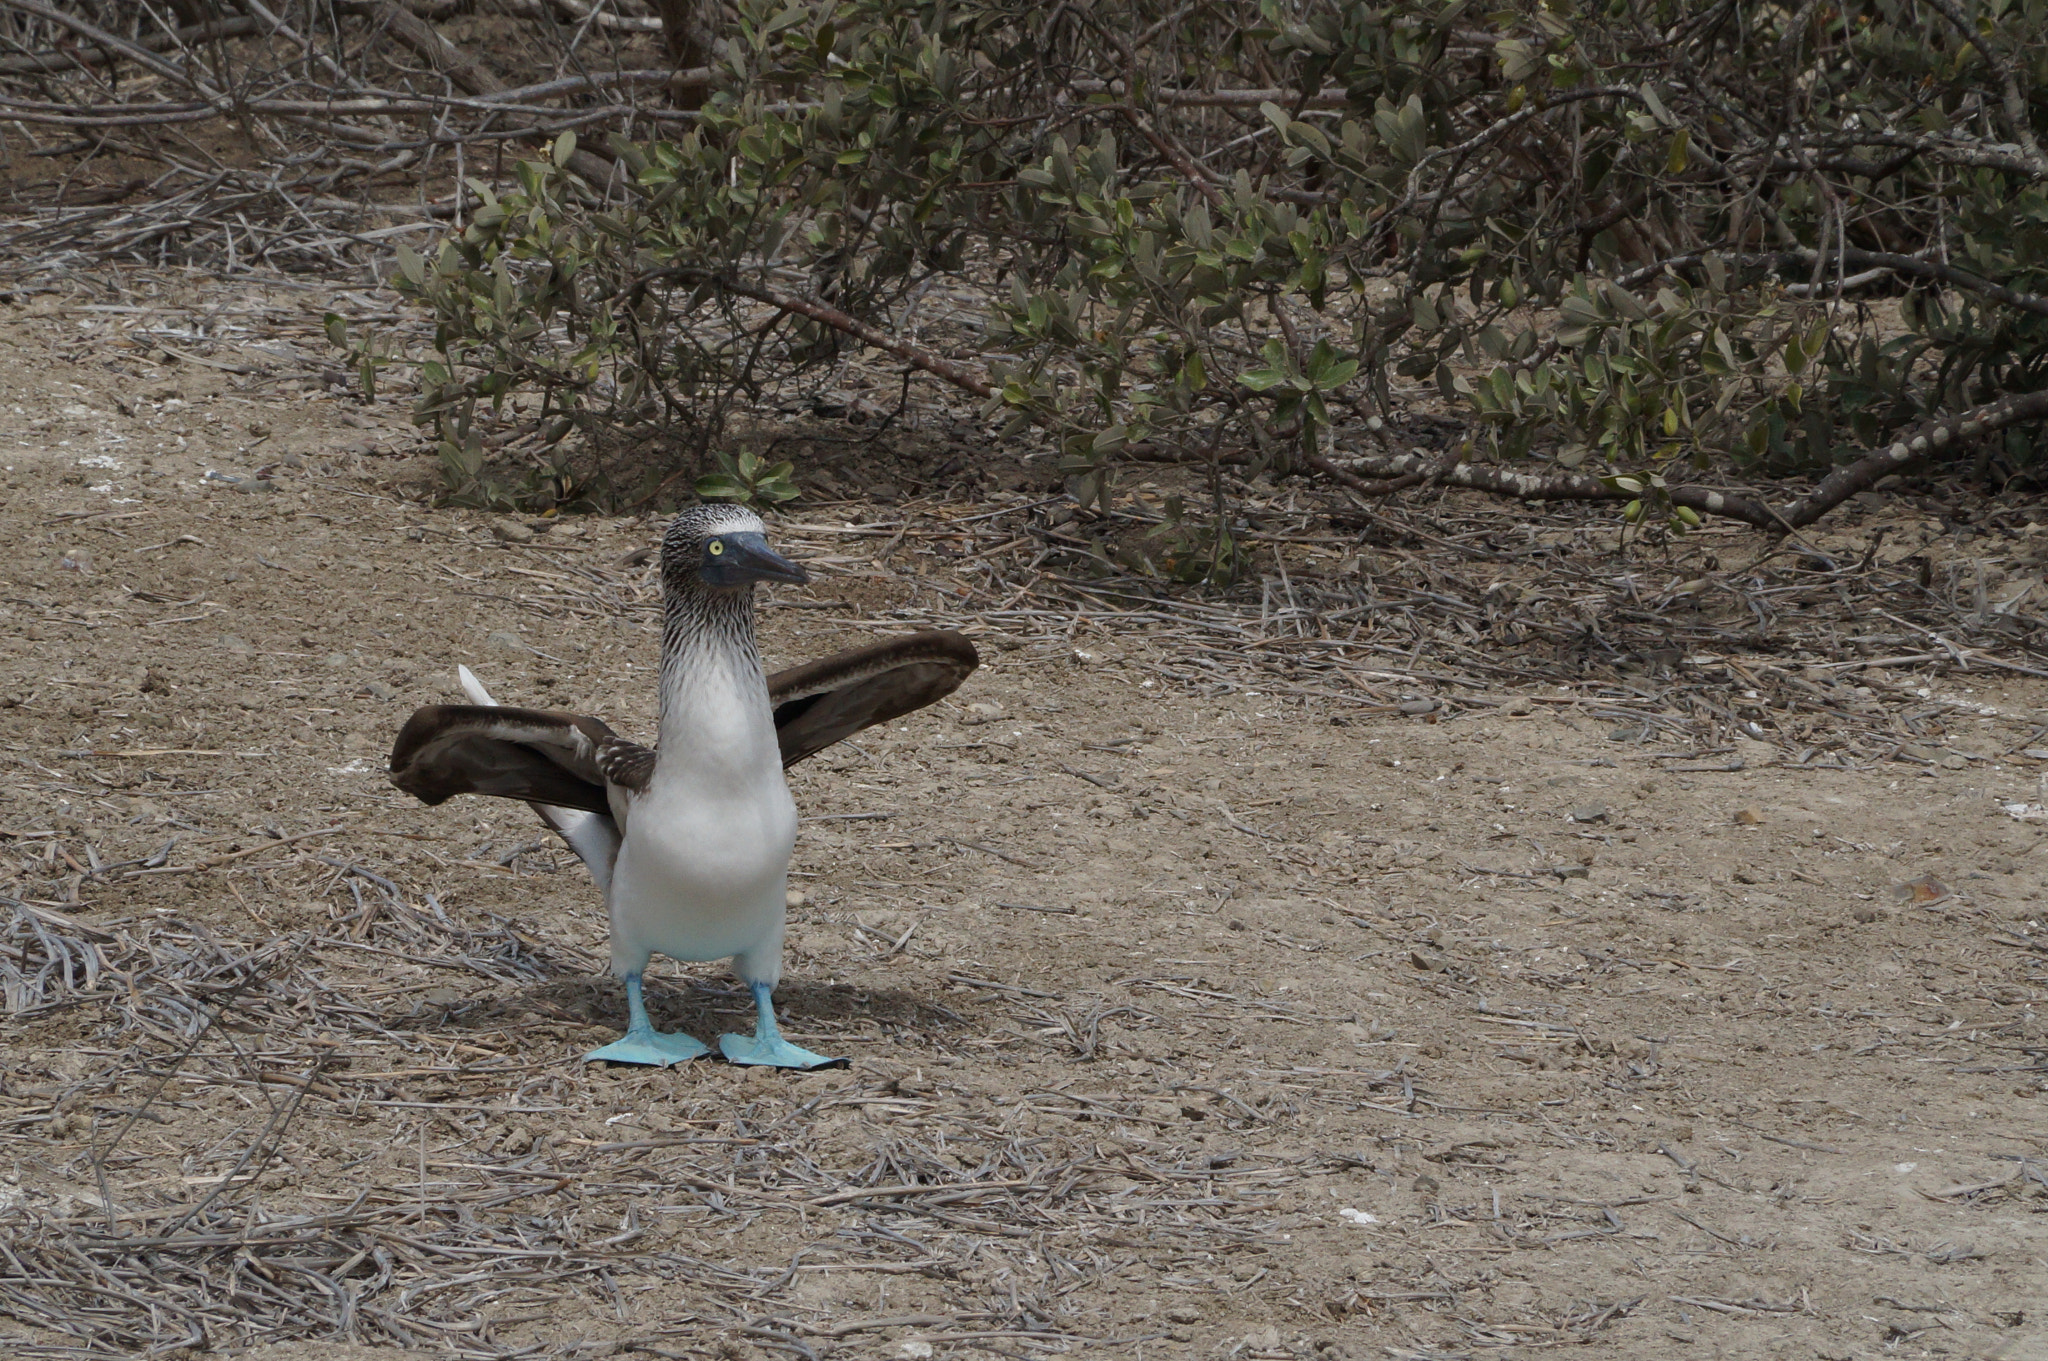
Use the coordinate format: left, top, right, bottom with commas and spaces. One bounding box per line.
931, 627, 981, 671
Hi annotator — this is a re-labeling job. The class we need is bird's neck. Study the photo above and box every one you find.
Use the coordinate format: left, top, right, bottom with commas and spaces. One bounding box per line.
656, 581, 774, 763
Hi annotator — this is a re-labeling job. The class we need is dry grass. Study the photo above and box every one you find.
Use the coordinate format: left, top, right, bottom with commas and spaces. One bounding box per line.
2, 275, 2046, 1360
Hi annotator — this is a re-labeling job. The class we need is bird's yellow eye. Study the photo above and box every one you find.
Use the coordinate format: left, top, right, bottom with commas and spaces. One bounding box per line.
708, 539, 724, 556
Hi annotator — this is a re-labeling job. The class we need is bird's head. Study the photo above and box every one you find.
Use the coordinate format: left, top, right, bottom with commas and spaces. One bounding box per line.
662, 503, 809, 592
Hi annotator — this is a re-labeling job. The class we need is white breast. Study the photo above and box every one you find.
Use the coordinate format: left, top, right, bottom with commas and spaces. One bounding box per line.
606, 640, 796, 967
609, 773, 796, 964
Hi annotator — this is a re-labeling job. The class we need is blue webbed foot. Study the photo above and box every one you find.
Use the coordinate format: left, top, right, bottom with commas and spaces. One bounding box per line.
718, 980, 839, 1069
586, 1029, 710, 1067
584, 971, 711, 1067
718, 1030, 834, 1069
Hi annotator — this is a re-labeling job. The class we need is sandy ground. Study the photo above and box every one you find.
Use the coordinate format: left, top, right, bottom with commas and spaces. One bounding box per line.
1, 282, 2046, 1361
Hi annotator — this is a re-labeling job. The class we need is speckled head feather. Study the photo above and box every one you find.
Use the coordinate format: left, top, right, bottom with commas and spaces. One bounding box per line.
654, 502, 800, 703
660, 503, 769, 590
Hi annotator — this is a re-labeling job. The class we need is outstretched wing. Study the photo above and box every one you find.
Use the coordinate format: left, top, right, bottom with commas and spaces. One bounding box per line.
391, 630, 976, 810
389, 705, 645, 814
447, 665, 625, 894
767, 630, 980, 768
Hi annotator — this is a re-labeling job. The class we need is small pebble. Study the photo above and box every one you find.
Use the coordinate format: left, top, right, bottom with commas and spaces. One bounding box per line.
1891, 875, 1951, 908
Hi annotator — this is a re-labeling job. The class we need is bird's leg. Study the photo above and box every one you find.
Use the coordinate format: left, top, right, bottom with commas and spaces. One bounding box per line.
717, 980, 836, 1069
585, 971, 711, 1067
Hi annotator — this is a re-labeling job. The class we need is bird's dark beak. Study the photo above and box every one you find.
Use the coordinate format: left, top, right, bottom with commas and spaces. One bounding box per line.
706, 531, 809, 587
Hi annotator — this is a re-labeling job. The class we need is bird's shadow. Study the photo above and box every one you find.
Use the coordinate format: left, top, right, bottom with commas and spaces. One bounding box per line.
407, 970, 981, 1046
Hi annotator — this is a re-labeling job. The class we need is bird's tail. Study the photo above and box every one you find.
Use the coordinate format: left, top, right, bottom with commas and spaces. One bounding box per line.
456, 665, 620, 893
456, 664, 499, 706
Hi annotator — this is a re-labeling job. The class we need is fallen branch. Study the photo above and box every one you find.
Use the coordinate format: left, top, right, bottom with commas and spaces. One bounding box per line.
1, 0, 223, 92
1624, 247, 2048, 318
1325, 449, 1772, 526
0, 15, 260, 75
1772, 388, 2048, 526
503, 0, 664, 32
1327, 388, 2048, 531
711, 275, 999, 400
1067, 80, 1350, 108
346, 0, 628, 186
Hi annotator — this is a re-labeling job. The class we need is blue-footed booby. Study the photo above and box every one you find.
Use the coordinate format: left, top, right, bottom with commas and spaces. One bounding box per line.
389, 504, 979, 1068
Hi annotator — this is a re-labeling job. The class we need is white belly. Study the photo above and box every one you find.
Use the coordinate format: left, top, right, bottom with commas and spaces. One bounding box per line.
607, 775, 798, 966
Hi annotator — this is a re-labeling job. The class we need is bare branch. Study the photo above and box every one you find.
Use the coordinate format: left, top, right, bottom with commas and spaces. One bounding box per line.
0, 15, 260, 75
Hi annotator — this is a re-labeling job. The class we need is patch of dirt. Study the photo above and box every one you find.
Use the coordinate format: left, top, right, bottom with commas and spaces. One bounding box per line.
1, 280, 2045, 1361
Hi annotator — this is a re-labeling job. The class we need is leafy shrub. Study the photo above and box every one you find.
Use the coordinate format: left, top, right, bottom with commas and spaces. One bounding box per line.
696, 449, 799, 507
348, 0, 2048, 542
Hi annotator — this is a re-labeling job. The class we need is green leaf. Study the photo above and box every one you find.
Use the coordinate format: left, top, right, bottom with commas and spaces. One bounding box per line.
1559, 294, 1604, 326
1496, 38, 1539, 82
1603, 282, 1649, 322
1640, 83, 1675, 127
694, 474, 751, 501
1313, 358, 1360, 390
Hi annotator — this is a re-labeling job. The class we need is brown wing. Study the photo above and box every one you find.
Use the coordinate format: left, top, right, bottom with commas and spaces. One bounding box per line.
389, 705, 648, 814
767, 630, 980, 768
